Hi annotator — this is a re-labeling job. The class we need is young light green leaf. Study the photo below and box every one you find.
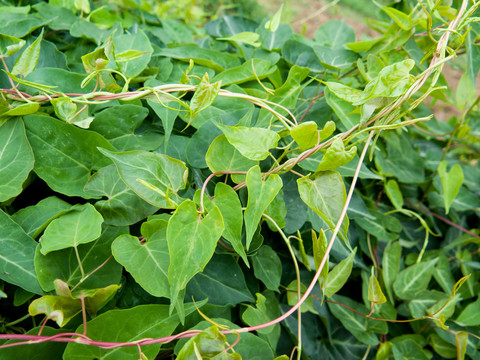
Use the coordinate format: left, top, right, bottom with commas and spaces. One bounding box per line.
40, 203, 103, 255
2, 102, 40, 117
286, 280, 316, 313
382, 241, 401, 303
189, 73, 222, 122
297, 171, 349, 244
393, 258, 439, 299
167, 200, 224, 312
325, 82, 364, 104
0, 118, 34, 202
368, 267, 386, 304
437, 161, 463, 214
0, 33, 25, 57
290, 121, 318, 151
356, 59, 415, 105
177, 326, 241, 360
312, 229, 329, 290
98, 148, 187, 209
252, 245, 282, 292
0, 209, 43, 295
264, 4, 284, 32
244, 166, 282, 249
215, 122, 280, 161
112, 226, 170, 298
219, 32, 261, 47
376, 341, 393, 360
213, 183, 248, 266
385, 179, 403, 209
28, 283, 119, 327
382, 7, 414, 30
12, 28, 43, 76
316, 138, 357, 171
324, 248, 356, 297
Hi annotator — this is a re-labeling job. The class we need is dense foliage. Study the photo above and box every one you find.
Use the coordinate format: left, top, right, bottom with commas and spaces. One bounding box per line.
0, 0, 479, 359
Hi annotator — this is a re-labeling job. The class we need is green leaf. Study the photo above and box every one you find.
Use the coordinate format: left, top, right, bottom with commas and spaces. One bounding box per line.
0, 33, 25, 57
391, 335, 430, 360
382, 241, 401, 303
317, 138, 357, 171
0, 209, 42, 294
282, 39, 324, 73
98, 148, 188, 209
212, 58, 276, 86
252, 245, 282, 292
297, 171, 349, 244
437, 161, 464, 214
455, 298, 480, 326
40, 203, 103, 255
368, 268, 386, 304
112, 222, 170, 298
147, 98, 180, 152
177, 326, 241, 360
375, 131, 425, 183
154, 45, 240, 72
314, 20, 356, 48
0, 326, 66, 360
206, 134, 258, 177
12, 28, 43, 76
11, 197, 72, 239
324, 248, 356, 297
256, 65, 309, 127
63, 303, 200, 360
90, 104, 157, 151
393, 259, 439, 299
466, 31, 480, 86
385, 179, 403, 209
433, 253, 455, 294
213, 183, 248, 265
34, 226, 125, 292
185, 254, 254, 306
113, 29, 152, 78
215, 122, 280, 161
244, 166, 282, 249
328, 294, 387, 345
382, 7, 414, 31
84, 164, 158, 226
24, 114, 115, 198
0, 118, 34, 202
167, 200, 224, 311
